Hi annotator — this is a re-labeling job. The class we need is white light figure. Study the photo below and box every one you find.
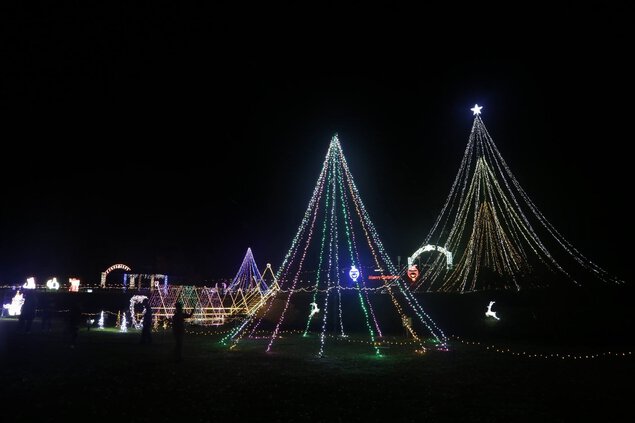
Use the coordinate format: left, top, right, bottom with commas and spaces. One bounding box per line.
23, 277, 36, 289
69, 278, 80, 292
120, 313, 128, 332
3, 291, 25, 316
471, 104, 483, 115
46, 277, 60, 290
349, 265, 360, 283
98, 311, 105, 329
309, 302, 320, 317
129, 295, 148, 329
485, 301, 500, 320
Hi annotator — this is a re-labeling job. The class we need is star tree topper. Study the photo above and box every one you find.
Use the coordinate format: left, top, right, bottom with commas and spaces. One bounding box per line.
471, 104, 483, 115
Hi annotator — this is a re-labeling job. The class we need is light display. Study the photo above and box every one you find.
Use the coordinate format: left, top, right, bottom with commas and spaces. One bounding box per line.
407, 265, 419, 282
410, 105, 624, 292
100, 263, 132, 288
349, 265, 360, 282
227, 248, 271, 293
120, 313, 128, 332
485, 301, 500, 320
129, 295, 148, 329
46, 277, 60, 290
98, 311, 105, 329
222, 134, 447, 357
452, 335, 632, 360
408, 245, 452, 269
309, 302, 320, 317
3, 291, 25, 316
23, 277, 36, 289
69, 278, 80, 292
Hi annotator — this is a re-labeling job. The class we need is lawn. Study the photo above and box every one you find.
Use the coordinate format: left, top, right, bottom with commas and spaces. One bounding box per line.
1, 316, 631, 422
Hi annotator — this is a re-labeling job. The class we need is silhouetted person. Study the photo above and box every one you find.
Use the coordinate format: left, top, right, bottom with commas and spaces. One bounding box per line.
171, 302, 194, 361
140, 298, 153, 344
20, 291, 37, 333
41, 299, 55, 332
67, 301, 81, 348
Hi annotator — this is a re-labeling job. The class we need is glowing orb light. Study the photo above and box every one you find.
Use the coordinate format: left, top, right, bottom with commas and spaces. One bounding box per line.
349, 265, 360, 282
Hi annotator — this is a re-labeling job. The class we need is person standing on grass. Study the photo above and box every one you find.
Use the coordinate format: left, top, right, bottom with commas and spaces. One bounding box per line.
68, 300, 81, 348
171, 302, 194, 362
140, 298, 153, 344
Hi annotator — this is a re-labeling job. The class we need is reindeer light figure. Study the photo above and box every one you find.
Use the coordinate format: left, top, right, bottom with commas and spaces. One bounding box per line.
485, 301, 500, 320
309, 302, 320, 318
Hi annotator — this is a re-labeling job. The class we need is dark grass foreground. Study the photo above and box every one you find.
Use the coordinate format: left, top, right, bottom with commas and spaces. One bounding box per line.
0, 318, 631, 423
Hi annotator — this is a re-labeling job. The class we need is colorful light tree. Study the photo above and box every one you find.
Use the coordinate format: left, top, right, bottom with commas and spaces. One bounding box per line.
410, 105, 624, 292
227, 248, 271, 293
223, 135, 447, 356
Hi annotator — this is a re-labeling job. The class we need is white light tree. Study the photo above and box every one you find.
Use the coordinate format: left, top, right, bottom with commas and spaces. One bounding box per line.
411, 105, 624, 293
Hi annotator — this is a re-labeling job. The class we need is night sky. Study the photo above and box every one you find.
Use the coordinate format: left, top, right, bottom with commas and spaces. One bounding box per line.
1, 4, 632, 285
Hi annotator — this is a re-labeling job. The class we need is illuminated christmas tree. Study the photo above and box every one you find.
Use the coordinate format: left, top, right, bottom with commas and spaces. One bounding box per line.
98, 311, 105, 329
223, 135, 447, 356
120, 313, 128, 332
227, 248, 271, 292
410, 105, 624, 292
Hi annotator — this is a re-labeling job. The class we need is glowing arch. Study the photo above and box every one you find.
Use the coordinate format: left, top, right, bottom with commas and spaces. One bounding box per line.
408, 245, 453, 270
129, 295, 149, 329
100, 263, 132, 288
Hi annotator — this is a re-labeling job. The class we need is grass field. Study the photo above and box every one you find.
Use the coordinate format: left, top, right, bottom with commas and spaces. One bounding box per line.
1, 314, 631, 423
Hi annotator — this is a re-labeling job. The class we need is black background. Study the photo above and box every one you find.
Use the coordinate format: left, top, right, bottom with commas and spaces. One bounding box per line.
1, 3, 632, 284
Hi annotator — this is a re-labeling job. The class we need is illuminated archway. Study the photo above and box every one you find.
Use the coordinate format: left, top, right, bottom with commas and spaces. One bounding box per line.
129, 295, 149, 329
100, 264, 132, 288
408, 245, 453, 270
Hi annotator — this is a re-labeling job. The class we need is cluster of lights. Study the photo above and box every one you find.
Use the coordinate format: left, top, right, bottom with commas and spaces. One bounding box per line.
69, 278, 80, 292
408, 245, 452, 269
3, 291, 25, 316
150, 284, 272, 327
23, 277, 36, 289
100, 263, 132, 288
46, 278, 60, 290
412, 105, 623, 293
129, 295, 148, 329
120, 313, 128, 332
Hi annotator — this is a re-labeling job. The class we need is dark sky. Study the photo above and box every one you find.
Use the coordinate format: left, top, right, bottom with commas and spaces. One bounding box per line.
1, 3, 632, 285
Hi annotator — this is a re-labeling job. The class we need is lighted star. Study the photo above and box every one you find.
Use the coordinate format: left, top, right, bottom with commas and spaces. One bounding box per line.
471, 104, 483, 115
